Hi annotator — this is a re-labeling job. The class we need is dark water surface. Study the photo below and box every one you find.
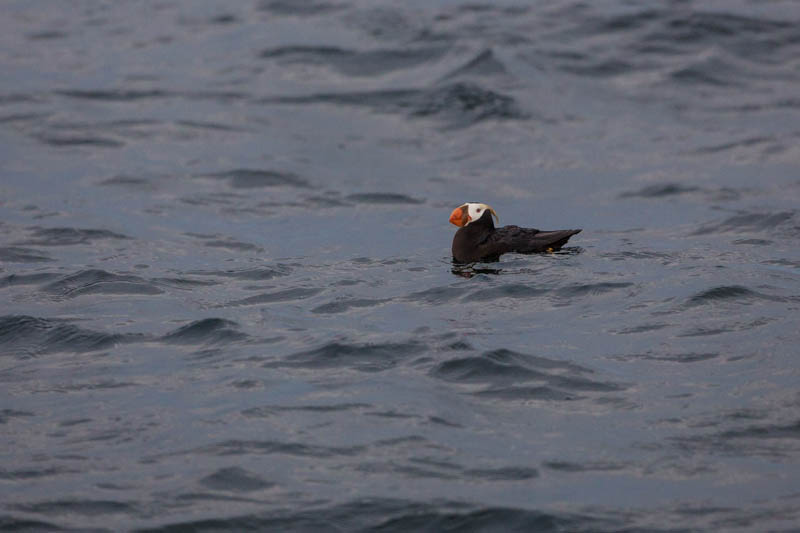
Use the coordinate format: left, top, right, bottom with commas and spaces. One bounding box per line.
2, 1, 800, 531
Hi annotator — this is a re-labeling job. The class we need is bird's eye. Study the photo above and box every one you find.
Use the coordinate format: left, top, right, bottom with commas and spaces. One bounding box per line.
477, 208, 482, 212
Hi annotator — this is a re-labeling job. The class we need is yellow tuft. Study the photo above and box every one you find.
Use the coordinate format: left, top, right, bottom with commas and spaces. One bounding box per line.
488, 206, 499, 224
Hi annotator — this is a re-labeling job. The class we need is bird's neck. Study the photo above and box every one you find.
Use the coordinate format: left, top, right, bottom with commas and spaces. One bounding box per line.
467, 213, 495, 232
458, 218, 494, 244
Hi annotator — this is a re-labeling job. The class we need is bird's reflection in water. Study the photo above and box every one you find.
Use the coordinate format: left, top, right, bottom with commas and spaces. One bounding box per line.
450, 247, 583, 278
451, 264, 503, 279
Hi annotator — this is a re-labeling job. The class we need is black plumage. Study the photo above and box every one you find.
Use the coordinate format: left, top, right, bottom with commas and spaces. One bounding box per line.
450, 208, 581, 263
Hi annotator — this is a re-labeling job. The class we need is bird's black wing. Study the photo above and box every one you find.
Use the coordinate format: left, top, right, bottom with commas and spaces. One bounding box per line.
489, 226, 581, 254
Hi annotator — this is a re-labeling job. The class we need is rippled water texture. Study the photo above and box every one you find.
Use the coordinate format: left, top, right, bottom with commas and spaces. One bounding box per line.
2, 1, 800, 531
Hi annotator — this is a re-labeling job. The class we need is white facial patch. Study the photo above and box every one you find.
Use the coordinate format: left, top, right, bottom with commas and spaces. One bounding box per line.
464, 203, 498, 226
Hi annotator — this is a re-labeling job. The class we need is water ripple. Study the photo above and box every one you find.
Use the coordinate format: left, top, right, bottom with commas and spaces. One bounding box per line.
466, 283, 547, 302
0, 246, 54, 263
432, 349, 623, 401
258, 0, 345, 17
441, 48, 510, 81
264, 82, 528, 128
0, 315, 140, 357
223, 287, 323, 307
133, 499, 636, 533
270, 341, 427, 372
42, 269, 163, 298
345, 193, 423, 205
311, 298, 389, 314
18, 227, 131, 246
692, 211, 797, 235
55, 89, 170, 101
12, 499, 136, 517
619, 183, 702, 198
183, 439, 366, 459
685, 285, 783, 307
555, 282, 634, 300
671, 420, 800, 458
199, 467, 274, 493
161, 319, 248, 345
0, 272, 60, 288
195, 169, 311, 189
187, 265, 292, 281
260, 45, 448, 76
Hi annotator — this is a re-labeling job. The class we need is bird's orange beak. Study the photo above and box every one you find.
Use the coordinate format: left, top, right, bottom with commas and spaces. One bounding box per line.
449, 205, 469, 227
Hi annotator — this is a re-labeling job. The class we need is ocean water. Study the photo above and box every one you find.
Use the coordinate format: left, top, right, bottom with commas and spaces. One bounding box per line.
2, 1, 800, 531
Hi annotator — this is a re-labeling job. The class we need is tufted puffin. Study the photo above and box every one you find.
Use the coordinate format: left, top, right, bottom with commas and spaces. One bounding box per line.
449, 202, 581, 263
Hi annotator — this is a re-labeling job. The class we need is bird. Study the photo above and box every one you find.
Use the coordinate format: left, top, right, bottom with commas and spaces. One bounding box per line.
448, 202, 581, 263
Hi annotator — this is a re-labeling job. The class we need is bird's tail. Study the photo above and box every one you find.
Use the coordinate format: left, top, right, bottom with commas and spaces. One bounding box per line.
538, 229, 581, 250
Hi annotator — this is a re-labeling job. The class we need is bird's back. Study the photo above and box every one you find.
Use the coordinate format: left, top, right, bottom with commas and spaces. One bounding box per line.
490, 226, 581, 254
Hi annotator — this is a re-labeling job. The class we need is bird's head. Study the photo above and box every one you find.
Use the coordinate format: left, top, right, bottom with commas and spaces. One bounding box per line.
449, 202, 498, 228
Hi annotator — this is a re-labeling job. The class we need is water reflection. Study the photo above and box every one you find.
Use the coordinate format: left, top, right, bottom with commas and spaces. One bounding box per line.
450, 247, 583, 277
451, 265, 503, 278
